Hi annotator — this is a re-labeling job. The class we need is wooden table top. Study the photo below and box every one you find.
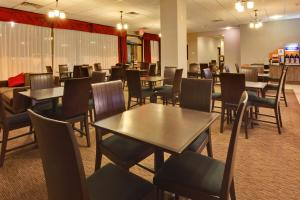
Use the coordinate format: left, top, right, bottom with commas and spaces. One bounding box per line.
246, 81, 267, 89
140, 76, 164, 82
258, 73, 270, 78
19, 87, 64, 101
93, 104, 219, 154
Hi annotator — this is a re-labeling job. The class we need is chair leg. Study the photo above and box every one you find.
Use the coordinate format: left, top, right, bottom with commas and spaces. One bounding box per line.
278, 105, 283, 127
220, 105, 225, 133
244, 110, 249, 139
79, 122, 84, 137
127, 96, 131, 109
0, 129, 9, 167
212, 100, 215, 111
274, 108, 281, 134
94, 148, 102, 171
88, 109, 93, 123
282, 89, 288, 107
230, 179, 237, 200
84, 116, 91, 147
207, 129, 213, 158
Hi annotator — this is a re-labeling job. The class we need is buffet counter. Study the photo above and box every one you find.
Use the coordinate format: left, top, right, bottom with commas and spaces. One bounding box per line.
270, 64, 300, 83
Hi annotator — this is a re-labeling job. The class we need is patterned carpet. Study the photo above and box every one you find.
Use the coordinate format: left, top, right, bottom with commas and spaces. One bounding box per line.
0, 90, 300, 200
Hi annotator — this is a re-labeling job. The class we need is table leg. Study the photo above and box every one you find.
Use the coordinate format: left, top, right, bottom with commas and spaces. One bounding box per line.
154, 149, 164, 199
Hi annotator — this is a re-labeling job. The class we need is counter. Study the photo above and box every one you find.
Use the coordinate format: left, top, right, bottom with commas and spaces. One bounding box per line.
270, 64, 300, 83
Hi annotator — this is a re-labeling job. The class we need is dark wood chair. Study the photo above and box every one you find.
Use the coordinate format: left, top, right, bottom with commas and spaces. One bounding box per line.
157, 61, 161, 76
41, 78, 91, 147
91, 80, 154, 171
187, 63, 200, 78
162, 66, 176, 85
250, 66, 287, 134
126, 70, 155, 109
110, 67, 124, 81
46, 66, 53, 73
27, 109, 154, 200
149, 64, 157, 76
235, 63, 240, 73
153, 91, 248, 200
264, 64, 288, 107
91, 71, 106, 84
73, 65, 82, 78
200, 63, 209, 78
155, 69, 183, 106
94, 63, 102, 71
203, 68, 222, 111
58, 64, 70, 81
0, 94, 34, 167
180, 78, 213, 157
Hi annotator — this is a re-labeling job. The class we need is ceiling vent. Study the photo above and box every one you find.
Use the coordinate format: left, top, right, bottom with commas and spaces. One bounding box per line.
212, 19, 224, 23
19, 1, 43, 9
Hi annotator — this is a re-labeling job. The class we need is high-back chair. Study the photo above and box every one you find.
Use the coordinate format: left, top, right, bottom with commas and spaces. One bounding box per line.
73, 65, 82, 78
180, 78, 213, 156
240, 67, 258, 82
200, 63, 209, 78
91, 81, 154, 171
148, 64, 156, 76
91, 71, 106, 84
30, 73, 54, 90
46, 66, 53, 73
126, 70, 154, 109
235, 64, 240, 73
110, 67, 124, 81
93, 63, 101, 71
163, 66, 176, 85
58, 64, 69, 80
220, 73, 245, 133
187, 63, 200, 78
27, 109, 154, 200
203, 68, 222, 111
153, 92, 248, 200
0, 95, 34, 167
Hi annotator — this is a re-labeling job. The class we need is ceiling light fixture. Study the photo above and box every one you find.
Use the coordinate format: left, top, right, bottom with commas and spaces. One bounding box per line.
235, 0, 254, 12
249, 10, 263, 29
224, 26, 232, 30
10, 21, 15, 28
116, 11, 128, 30
48, 0, 66, 19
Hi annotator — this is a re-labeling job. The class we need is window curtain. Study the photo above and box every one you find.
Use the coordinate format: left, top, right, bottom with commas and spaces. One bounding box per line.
144, 40, 151, 63
54, 28, 118, 72
0, 22, 51, 80
151, 40, 159, 64
118, 32, 128, 64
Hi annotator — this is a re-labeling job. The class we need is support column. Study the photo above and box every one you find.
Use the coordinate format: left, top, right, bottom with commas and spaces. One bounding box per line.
160, 0, 187, 77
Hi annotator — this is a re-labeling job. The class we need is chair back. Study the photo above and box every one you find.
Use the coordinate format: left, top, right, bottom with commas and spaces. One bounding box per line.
163, 66, 176, 85
62, 78, 91, 118
172, 69, 183, 96
80, 67, 90, 78
220, 73, 245, 106
200, 63, 209, 77
180, 79, 212, 112
110, 67, 124, 81
91, 71, 106, 84
221, 91, 248, 198
189, 63, 200, 73
149, 64, 156, 76
126, 70, 142, 97
73, 65, 82, 78
140, 62, 150, 70
91, 80, 125, 121
27, 110, 89, 200
235, 64, 240, 73
203, 68, 213, 79
46, 66, 53, 73
240, 67, 258, 82
59, 65, 68, 73
30, 73, 54, 90
224, 65, 230, 73
157, 61, 161, 75
275, 65, 288, 107
94, 63, 101, 71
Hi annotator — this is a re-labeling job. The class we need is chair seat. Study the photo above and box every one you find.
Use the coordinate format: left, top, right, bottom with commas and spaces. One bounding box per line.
154, 151, 224, 197
212, 92, 221, 100
187, 131, 208, 152
154, 85, 173, 97
141, 88, 155, 98
4, 110, 31, 130
87, 163, 154, 200
102, 135, 153, 165
39, 104, 85, 121
250, 95, 276, 107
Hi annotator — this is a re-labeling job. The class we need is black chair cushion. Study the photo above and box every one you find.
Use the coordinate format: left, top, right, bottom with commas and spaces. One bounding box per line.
141, 88, 155, 98
87, 163, 154, 200
102, 135, 153, 163
187, 131, 208, 152
153, 151, 224, 196
155, 85, 173, 97
212, 92, 221, 100
5, 111, 31, 130
249, 94, 276, 107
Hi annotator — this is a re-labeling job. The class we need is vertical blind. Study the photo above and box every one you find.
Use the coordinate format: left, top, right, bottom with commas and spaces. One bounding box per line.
0, 22, 119, 80
151, 40, 159, 64
0, 21, 51, 80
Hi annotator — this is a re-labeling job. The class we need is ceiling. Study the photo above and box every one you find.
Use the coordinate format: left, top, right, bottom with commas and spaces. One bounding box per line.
1, 0, 300, 33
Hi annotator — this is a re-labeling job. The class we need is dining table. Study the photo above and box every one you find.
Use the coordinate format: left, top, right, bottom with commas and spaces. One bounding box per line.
19, 87, 64, 101
245, 81, 267, 90
140, 76, 164, 89
93, 103, 219, 172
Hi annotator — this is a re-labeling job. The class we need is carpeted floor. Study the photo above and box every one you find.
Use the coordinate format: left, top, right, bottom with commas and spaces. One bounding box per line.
0, 90, 300, 200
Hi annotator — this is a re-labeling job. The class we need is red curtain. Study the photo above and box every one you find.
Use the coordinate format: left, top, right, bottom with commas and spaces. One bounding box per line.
118, 31, 128, 64
144, 40, 151, 63
143, 33, 160, 41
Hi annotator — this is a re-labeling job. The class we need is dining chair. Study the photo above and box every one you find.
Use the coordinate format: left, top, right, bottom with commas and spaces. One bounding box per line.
155, 69, 183, 106
126, 70, 155, 109
240, 67, 258, 82
250, 65, 287, 134
149, 64, 157, 76
187, 63, 200, 78
153, 91, 248, 200
200, 63, 209, 78
41, 78, 91, 147
264, 64, 288, 107
58, 64, 70, 81
28, 109, 154, 200
203, 68, 222, 111
0, 94, 34, 167
235, 64, 240, 73
162, 66, 177, 85
91, 80, 154, 171
180, 78, 213, 157
157, 61, 161, 76
110, 67, 124, 81
220, 73, 251, 137
93, 63, 102, 71
73, 65, 82, 78
46, 66, 53, 73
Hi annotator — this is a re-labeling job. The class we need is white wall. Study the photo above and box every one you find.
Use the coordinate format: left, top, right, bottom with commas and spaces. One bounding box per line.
241, 18, 300, 64
197, 36, 220, 63
224, 28, 240, 71
187, 32, 198, 64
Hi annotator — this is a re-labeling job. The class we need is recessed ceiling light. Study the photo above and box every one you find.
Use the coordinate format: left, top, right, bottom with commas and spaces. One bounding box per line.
269, 15, 283, 20
224, 26, 232, 30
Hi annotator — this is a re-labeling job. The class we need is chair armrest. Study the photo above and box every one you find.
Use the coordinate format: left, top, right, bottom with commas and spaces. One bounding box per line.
0, 80, 8, 87
11, 87, 31, 113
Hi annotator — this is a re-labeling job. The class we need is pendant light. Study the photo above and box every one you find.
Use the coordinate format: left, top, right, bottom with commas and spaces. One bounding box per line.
249, 10, 263, 29
116, 11, 128, 30
235, 0, 254, 12
48, 0, 66, 19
